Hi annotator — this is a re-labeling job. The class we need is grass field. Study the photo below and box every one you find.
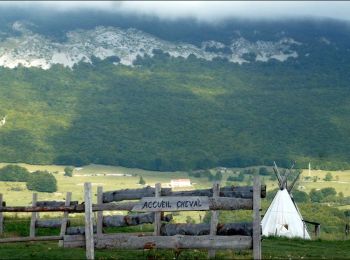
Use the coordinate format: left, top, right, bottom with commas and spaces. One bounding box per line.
0, 163, 203, 206
0, 237, 349, 259
299, 169, 350, 196
0, 163, 215, 222
2, 163, 350, 206
0, 163, 349, 258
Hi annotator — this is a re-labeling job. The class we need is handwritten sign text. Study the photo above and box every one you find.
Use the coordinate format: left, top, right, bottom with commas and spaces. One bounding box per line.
132, 196, 209, 211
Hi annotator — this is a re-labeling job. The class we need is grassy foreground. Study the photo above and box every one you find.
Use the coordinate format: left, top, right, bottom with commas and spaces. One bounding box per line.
0, 237, 349, 259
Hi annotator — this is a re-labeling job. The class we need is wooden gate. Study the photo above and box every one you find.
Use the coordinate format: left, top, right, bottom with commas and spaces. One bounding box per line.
62, 175, 264, 259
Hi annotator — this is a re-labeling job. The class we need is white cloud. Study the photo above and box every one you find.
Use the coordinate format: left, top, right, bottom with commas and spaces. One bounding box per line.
1, 1, 350, 22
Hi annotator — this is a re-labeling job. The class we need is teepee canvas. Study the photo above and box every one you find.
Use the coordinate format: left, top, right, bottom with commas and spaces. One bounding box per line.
261, 162, 310, 239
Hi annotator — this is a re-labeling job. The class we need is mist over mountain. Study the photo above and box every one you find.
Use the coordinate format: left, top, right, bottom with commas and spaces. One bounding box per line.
0, 6, 350, 170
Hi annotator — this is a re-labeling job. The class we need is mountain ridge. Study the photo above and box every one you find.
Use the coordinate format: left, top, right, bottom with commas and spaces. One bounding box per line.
0, 21, 301, 69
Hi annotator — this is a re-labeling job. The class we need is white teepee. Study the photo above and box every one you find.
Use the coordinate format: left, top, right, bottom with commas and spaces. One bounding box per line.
261, 162, 310, 239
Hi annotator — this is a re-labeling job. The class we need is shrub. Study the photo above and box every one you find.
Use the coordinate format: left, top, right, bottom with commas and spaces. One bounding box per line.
320, 187, 337, 197
138, 176, 146, 185
26, 171, 57, 193
309, 189, 323, 202
259, 167, 270, 176
324, 172, 333, 181
64, 166, 74, 177
213, 171, 223, 181
227, 172, 245, 182
0, 165, 30, 182
292, 190, 310, 203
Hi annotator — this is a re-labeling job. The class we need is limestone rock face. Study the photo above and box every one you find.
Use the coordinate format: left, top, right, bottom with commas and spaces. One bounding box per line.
0, 21, 301, 70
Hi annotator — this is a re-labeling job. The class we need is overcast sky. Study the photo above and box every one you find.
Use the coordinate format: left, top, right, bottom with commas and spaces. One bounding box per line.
2, 1, 350, 22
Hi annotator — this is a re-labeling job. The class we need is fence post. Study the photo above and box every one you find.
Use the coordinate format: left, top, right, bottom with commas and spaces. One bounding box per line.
208, 182, 220, 258
0, 194, 3, 235
316, 224, 320, 238
97, 186, 103, 236
153, 183, 162, 236
253, 175, 261, 260
30, 193, 38, 238
84, 183, 94, 260
59, 192, 72, 246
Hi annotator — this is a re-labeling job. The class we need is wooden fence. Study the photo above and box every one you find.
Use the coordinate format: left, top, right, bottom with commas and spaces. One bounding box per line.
0, 176, 265, 259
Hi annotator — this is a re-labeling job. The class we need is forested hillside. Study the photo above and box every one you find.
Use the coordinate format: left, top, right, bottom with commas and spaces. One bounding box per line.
0, 8, 350, 171
1, 51, 350, 170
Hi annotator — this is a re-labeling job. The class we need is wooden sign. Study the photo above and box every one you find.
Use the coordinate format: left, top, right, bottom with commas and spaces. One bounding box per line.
132, 196, 209, 212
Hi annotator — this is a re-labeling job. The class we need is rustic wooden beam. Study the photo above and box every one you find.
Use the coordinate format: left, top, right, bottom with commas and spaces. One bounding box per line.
209, 182, 220, 258
60, 192, 72, 236
84, 183, 94, 260
96, 187, 103, 236
59, 192, 72, 247
103, 212, 172, 227
63, 234, 252, 250
0, 197, 253, 212
0, 235, 62, 243
153, 183, 161, 236
217, 222, 253, 236
160, 222, 253, 236
102, 185, 266, 203
62, 233, 152, 248
36, 201, 78, 207
66, 226, 97, 235
0, 205, 85, 213
253, 174, 261, 260
0, 194, 3, 235
30, 193, 37, 238
36, 219, 67, 228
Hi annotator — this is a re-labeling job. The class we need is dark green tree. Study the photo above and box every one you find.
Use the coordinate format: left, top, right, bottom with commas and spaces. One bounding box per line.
309, 189, 324, 203
320, 187, 337, 197
138, 176, 146, 185
0, 165, 30, 182
26, 171, 57, 193
259, 167, 270, 176
292, 190, 310, 203
324, 172, 333, 181
64, 166, 74, 177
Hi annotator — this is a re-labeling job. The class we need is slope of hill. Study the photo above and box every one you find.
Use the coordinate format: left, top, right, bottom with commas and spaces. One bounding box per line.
0, 9, 350, 170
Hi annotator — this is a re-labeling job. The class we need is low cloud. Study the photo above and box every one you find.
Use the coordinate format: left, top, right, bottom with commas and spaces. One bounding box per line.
2, 1, 350, 22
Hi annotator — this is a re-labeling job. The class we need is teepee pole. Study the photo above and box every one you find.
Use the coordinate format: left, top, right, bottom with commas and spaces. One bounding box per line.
273, 162, 283, 189
287, 170, 302, 193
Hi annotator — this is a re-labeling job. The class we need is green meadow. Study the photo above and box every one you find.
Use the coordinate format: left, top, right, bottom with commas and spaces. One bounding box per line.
0, 163, 349, 259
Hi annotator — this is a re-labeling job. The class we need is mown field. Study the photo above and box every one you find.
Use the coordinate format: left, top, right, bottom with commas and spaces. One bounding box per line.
299, 169, 350, 197
1, 163, 350, 206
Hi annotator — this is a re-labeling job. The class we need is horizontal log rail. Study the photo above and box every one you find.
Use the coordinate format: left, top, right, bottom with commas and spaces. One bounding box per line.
36, 219, 68, 228
160, 222, 253, 236
103, 185, 266, 203
63, 233, 253, 250
0, 197, 253, 212
36, 201, 78, 207
0, 235, 62, 243
103, 212, 172, 227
